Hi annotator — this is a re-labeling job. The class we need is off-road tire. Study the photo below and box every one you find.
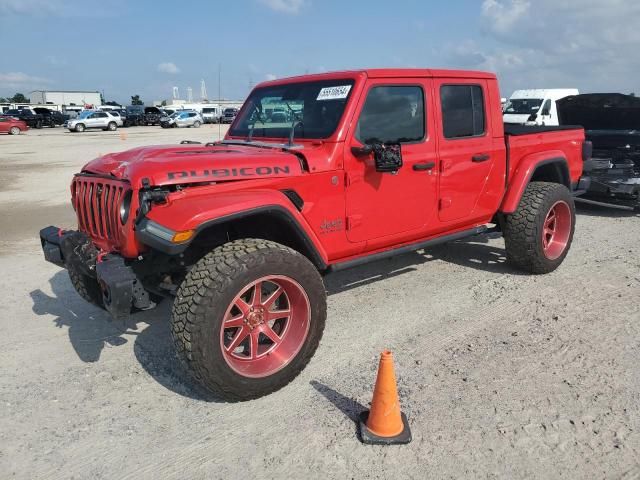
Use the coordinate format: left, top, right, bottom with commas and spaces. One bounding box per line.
171, 239, 327, 401
504, 181, 575, 274
67, 268, 104, 309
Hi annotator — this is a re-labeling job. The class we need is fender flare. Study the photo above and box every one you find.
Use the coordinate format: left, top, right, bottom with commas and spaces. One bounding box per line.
137, 196, 328, 270
500, 152, 570, 214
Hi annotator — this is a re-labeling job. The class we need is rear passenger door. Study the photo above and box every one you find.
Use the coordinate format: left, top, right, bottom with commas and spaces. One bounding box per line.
434, 80, 497, 222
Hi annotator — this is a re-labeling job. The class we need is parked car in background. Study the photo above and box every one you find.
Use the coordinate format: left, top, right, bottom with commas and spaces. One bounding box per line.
5, 109, 44, 129
503, 89, 579, 126
202, 106, 222, 124
558, 93, 640, 210
33, 107, 68, 127
66, 110, 123, 132
0, 115, 28, 135
107, 110, 131, 126
124, 106, 145, 126
221, 107, 239, 123
160, 110, 203, 128
144, 106, 165, 126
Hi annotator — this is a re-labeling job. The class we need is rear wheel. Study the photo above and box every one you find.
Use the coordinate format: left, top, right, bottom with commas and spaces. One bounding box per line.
171, 239, 326, 401
193, 120, 201, 128
35, 120, 43, 129
504, 182, 575, 274
9, 126, 21, 135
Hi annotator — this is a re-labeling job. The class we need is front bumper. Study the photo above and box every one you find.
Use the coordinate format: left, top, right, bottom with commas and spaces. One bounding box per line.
39, 226, 154, 319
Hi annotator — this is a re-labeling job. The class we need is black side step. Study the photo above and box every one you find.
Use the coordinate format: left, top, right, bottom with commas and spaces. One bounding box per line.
327, 226, 488, 273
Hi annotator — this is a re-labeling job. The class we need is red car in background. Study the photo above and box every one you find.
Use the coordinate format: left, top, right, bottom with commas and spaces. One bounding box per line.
0, 115, 28, 135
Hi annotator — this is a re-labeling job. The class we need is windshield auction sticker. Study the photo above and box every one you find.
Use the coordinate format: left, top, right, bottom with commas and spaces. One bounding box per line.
317, 85, 352, 101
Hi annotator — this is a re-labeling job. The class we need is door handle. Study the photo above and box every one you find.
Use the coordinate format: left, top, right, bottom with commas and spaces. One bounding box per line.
413, 162, 436, 171
472, 154, 491, 163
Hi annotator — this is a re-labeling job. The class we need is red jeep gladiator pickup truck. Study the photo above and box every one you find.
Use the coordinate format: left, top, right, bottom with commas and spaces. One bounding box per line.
40, 69, 591, 400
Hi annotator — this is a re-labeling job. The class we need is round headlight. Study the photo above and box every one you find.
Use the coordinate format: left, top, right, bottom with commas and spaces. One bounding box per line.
119, 190, 132, 224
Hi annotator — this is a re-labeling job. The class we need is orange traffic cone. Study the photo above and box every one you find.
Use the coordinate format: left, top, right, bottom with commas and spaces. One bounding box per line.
359, 350, 412, 445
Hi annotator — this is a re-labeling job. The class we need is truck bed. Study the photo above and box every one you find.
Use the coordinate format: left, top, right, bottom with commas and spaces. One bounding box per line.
504, 124, 584, 136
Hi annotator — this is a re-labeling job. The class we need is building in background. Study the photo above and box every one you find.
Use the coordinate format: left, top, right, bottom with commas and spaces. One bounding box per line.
30, 90, 101, 107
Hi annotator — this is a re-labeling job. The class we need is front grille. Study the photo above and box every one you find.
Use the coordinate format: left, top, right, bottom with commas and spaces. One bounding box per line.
72, 175, 129, 244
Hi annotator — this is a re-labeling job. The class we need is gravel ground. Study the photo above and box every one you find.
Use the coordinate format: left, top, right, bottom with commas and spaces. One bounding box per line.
1, 127, 639, 479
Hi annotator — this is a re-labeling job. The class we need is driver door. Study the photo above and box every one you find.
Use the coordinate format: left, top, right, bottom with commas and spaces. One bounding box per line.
344, 80, 438, 243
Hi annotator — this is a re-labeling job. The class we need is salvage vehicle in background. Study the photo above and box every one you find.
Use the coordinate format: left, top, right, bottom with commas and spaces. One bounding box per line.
66, 110, 122, 132
558, 93, 640, 210
124, 106, 145, 126
221, 107, 239, 123
504, 89, 578, 126
5, 108, 44, 129
160, 110, 203, 128
0, 115, 28, 135
143, 106, 165, 126
33, 107, 68, 127
202, 106, 222, 123
40, 68, 590, 401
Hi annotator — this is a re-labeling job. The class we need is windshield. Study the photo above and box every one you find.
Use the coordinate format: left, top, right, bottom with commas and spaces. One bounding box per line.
504, 98, 544, 115
78, 111, 93, 119
230, 79, 355, 139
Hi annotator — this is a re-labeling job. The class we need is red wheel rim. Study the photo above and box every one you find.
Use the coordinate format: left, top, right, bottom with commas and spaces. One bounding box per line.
542, 200, 572, 260
220, 275, 311, 378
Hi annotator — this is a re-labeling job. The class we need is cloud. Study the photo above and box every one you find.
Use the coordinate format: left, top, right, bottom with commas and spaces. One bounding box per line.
481, 0, 530, 34
45, 55, 66, 66
0, 72, 51, 89
157, 62, 180, 74
458, 1, 640, 93
0, 0, 123, 17
265, 73, 277, 81
257, 0, 306, 14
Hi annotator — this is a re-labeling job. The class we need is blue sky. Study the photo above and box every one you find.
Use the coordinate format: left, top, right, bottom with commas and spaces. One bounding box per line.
1, 0, 639, 104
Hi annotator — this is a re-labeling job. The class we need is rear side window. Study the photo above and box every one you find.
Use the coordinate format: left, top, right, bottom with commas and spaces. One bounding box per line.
356, 86, 425, 144
440, 85, 485, 139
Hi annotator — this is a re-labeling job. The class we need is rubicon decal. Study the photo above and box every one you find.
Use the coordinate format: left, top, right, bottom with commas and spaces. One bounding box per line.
167, 165, 291, 180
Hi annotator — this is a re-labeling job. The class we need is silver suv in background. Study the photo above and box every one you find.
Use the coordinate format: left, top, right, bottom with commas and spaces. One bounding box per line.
160, 110, 203, 128
66, 110, 123, 132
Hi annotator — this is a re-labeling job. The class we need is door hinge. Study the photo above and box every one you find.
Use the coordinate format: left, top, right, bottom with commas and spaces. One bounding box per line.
346, 214, 363, 230
439, 197, 452, 210
345, 171, 364, 186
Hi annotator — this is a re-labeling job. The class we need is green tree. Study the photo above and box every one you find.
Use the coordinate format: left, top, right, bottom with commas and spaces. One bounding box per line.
10, 93, 29, 103
0, 97, 8, 103
161, 100, 167, 106
131, 94, 143, 105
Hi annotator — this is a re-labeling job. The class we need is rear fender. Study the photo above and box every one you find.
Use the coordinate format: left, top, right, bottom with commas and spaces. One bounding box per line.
500, 151, 569, 214
139, 189, 328, 268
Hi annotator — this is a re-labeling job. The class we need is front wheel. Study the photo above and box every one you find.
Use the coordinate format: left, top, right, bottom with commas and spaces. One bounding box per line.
107, 122, 117, 131
171, 239, 327, 401
503, 182, 575, 274
9, 126, 21, 135
75, 123, 85, 132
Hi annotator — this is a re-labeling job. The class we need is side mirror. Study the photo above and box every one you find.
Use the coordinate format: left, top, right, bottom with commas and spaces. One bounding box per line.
351, 143, 403, 172
527, 113, 538, 122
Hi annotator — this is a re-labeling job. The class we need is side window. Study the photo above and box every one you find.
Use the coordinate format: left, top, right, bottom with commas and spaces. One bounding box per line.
440, 85, 485, 139
356, 86, 424, 144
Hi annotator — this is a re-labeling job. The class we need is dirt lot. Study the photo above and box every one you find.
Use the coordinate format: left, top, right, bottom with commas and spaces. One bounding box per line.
1, 126, 639, 479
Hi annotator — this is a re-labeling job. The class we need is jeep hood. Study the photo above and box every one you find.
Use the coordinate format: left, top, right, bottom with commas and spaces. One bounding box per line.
82, 143, 305, 187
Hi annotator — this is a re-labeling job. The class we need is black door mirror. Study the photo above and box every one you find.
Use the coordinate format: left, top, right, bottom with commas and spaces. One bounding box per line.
351, 143, 403, 172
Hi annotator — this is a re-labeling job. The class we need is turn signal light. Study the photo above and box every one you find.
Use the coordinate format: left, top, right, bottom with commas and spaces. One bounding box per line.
171, 230, 194, 243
